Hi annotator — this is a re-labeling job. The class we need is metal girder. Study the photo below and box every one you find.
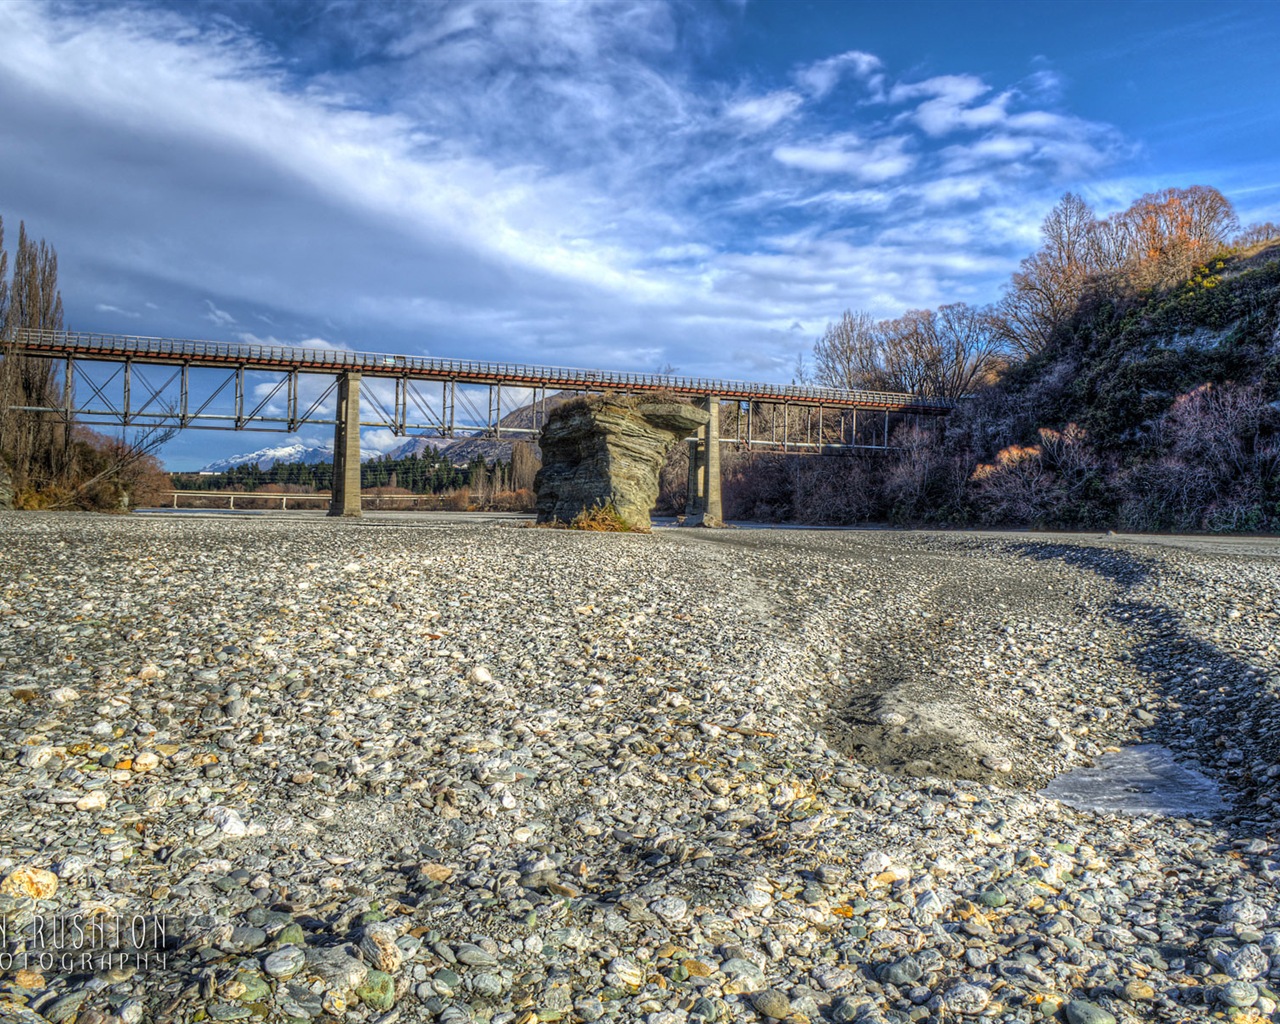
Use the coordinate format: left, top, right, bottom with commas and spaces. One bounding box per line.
10, 328, 954, 413
3, 345, 942, 453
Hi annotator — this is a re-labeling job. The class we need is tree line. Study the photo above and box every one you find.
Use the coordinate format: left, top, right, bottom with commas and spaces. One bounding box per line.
179, 449, 477, 494
175, 440, 541, 501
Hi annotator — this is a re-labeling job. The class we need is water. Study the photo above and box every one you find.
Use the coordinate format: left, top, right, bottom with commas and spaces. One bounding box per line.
1039, 744, 1227, 817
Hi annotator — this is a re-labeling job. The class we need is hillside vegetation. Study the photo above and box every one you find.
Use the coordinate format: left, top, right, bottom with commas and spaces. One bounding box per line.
763, 188, 1280, 532
952, 240, 1280, 531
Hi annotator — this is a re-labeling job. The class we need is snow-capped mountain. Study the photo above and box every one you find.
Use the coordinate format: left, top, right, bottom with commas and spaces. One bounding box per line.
199, 442, 376, 473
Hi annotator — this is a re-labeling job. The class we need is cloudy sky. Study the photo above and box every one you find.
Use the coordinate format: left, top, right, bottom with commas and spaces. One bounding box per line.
2, 0, 1278, 469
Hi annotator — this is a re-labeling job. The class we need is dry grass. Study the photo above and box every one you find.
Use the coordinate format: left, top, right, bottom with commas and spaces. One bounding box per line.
568, 502, 635, 532
527, 502, 638, 531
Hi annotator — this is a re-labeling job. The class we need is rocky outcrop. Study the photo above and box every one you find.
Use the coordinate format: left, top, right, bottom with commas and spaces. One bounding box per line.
0, 456, 12, 510
535, 397, 708, 530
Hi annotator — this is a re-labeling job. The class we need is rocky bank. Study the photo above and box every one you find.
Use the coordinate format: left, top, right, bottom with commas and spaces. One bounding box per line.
0, 513, 1278, 1024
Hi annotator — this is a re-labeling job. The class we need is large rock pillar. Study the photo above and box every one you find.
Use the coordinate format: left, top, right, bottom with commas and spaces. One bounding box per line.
534, 398, 708, 530
328, 372, 362, 517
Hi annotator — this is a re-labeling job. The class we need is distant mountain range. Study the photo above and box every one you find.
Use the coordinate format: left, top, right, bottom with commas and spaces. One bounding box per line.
199, 442, 378, 473
381, 435, 458, 460
198, 392, 577, 472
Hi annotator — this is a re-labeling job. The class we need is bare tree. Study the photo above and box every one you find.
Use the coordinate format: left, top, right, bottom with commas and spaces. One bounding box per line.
814, 304, 1004, 401
0, 218, 7, 336
932, 303, 1007, 398
1236, 222, 1280, 248
812, 310, 890, 391
993, 193, 1101, 359
877, 309, 940, 395
49, 420, 178, 510
510, 440, 540, 492
1120, 185, 1238, 290
8, 221, 64, 334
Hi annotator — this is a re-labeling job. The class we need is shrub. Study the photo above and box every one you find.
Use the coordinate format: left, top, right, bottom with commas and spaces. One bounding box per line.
441, 488, 471, 511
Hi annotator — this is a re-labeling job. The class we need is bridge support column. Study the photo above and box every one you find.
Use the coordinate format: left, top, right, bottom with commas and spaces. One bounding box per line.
329, 372, 362, 518
685, 396, 723, 527
684, 438, 701, 519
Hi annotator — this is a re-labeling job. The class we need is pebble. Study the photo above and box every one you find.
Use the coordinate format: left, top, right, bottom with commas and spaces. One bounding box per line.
361, 921, 404, 973
943, 982, 991, 1015
2, 516, 1279, 1024
0, 865, 58, 899
1219, 980, 1260, 1008
1064, 1000, 1117, 1024
1224, 943, 1269, 980
263, 945, 306, 978
878, 956, 921, 986
751, 989, 791, 1020
356, 969, 396, 1011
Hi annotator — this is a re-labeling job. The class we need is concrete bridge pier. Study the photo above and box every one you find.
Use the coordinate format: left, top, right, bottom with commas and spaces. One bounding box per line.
684, 438, 702, 519
684, 395, 723, 527
328, 372, 362, 517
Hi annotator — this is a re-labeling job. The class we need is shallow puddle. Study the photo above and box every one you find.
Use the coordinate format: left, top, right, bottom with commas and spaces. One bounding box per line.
1039, 744, 1227, 817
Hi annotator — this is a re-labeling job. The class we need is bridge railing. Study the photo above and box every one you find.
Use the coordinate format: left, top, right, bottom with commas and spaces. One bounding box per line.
11, 328, 955, 412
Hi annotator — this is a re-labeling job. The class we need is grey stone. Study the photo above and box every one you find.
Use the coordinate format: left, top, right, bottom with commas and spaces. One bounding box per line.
1064, 1000, 1117, 1024
943, 983, 991, 1015
878, 956, 922, 986
43, 991, 90, 1024
264, 945, 307, 979
304, 945, 368, 990
361, 921, 404, 973
1225, 943, 1269, 980
830, 996, 871, 1023
751, 989, 791, 1020
453, 943, 497, 968
1219, 981, 1259, 1008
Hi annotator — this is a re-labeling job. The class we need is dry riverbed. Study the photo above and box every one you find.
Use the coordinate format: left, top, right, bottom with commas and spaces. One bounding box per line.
0, 512, 1278, 1024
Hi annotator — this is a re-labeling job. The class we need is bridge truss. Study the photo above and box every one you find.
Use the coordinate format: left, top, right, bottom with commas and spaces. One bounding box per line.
5, 329, 953, 517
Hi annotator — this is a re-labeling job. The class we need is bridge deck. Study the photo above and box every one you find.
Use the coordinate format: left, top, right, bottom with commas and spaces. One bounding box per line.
10, 329, 952, 414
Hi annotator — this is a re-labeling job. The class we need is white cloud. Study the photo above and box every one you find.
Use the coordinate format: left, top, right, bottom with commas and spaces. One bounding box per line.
236, 332, 353, 353
889, 76, 1012, 136
890, 74, 986, 105
796, 50, 883, 99
203, 300, 236, 327
653, 243, 715, 261
360, 428, 403, 454
724, 90, 804, 130
95, 302, 141, 318
774, 136, 915, 182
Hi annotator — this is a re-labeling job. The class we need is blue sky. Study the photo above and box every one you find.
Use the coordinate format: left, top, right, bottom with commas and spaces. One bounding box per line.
2, 0, 1278, 469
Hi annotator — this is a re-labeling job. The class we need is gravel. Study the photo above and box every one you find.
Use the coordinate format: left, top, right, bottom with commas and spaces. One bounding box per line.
1, 510, 1278, 1024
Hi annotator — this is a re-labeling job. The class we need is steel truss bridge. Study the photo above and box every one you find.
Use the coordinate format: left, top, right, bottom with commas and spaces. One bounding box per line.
6, 329, 953, 519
